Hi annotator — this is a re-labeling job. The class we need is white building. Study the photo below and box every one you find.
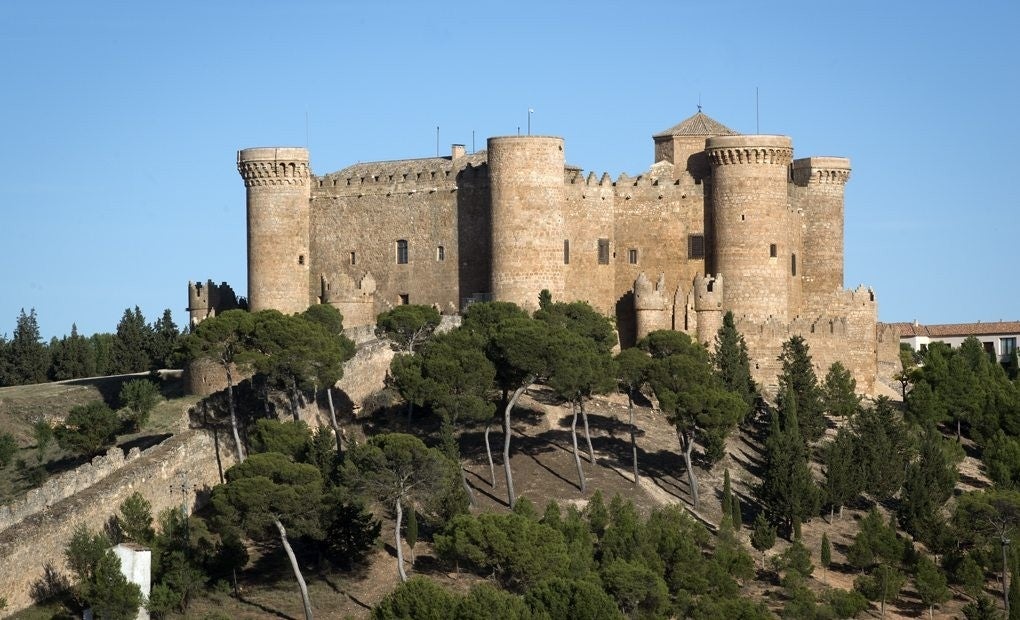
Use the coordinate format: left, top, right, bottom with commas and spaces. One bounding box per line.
893, 320, 1020, 363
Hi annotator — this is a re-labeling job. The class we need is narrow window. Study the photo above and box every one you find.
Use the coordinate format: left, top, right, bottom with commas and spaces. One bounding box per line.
1002, 337, 1017, 356
563, 239, 570, 264
298, 254, 305, 265
628, 248, 638, 265
791, 253, 797, 276
769, 243, 777, 258
396, 239, 408, 264
688, 234, 706, 259
350, 251, 356, 266
437, 245, 445, 261
399, 294, 409, 305
598, 239, 610, 265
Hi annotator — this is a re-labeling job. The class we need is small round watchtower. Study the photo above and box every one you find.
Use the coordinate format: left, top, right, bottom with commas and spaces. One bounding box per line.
487, 136, 565, 310
706, 135, 794, 323
237, 147, 311, 314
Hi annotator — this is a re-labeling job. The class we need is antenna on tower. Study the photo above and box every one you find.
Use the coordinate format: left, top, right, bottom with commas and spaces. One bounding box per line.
755, 87, 760, 134
698, 93, 702, 113
436, 126, 440, 157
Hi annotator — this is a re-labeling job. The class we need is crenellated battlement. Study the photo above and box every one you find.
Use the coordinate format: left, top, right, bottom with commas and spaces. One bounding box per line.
187, 280, 239, 326
237, 147, 310, 188
634, 272, 667, 311
693, 273, 723, 312
791, 156, 851, 186
706, 135, 794, 167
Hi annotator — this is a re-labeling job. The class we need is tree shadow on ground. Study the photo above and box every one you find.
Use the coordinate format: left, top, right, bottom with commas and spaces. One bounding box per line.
60, 375, 138, 409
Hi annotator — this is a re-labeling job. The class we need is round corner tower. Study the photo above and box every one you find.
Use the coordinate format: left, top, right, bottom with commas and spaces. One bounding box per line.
487, 136, 565, 311
237, 147, 311, 315
706, 135, 794, 323
791, 156, 851, 297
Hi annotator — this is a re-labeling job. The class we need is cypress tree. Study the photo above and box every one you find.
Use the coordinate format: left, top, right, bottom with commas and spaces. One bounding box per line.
713, 311, 757, 415
777, 336, 825, 443
756, 390, 819, 537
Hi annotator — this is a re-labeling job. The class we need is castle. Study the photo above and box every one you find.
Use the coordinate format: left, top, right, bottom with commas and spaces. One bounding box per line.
204, 110, 900, 394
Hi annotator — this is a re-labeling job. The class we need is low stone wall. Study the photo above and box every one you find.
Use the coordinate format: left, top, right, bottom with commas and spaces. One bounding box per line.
0, 429, 234, 613
0, 445, 148, 532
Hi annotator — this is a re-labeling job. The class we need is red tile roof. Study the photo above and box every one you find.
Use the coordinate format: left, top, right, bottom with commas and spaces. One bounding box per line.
888, 321, 1020, 338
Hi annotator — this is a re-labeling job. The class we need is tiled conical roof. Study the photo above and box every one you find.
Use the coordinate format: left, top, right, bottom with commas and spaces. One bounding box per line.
653, 110, 738, 138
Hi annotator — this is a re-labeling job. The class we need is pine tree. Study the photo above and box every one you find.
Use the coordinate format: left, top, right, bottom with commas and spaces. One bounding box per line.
112, 307, 153, 373
777, 336, 825, 443
914, 554, 950, 620
854, 397, 910, 501
147, 309, 181, 370
9, 308, 49, 385
731, 495, 743, 530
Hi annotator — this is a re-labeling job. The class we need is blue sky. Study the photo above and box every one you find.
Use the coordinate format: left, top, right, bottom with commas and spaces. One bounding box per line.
1, 0, 1017, 339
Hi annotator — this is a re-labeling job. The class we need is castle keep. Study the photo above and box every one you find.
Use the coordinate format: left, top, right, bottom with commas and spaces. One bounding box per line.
217, 111, 899, 394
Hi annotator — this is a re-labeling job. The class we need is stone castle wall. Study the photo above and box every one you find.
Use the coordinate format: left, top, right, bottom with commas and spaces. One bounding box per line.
0, 429, 233, 613
0, 446, 146, 532
309, 154, 481, 314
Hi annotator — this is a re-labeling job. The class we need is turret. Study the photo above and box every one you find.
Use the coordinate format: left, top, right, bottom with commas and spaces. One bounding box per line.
792, 157, 851, 300
237, 147, 311, 314
634, 272, 671, 340
706, 135, 794, 322
487, 136, 565, 310
693, 273, 724, 346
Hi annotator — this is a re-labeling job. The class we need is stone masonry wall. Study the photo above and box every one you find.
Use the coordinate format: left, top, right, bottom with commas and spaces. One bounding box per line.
0, 446, 144, 532
0, 429, 233, 613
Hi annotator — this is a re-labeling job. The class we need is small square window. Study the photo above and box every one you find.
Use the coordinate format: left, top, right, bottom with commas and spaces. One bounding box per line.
791, 253, 797, 276
628, 248, 638, 265
399, 294, 409, 305
564, 240, 570, 265
598, 239, 610, 265
396, 239, 408, 264
298, 254, 305, 266
437, 245, 445, 261
688, 234, 705, 259
350, 251, 356, 266
769, 243, 777, 258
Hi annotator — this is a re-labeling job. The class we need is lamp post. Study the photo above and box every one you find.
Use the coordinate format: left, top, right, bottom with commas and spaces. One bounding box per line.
528, 108, 534, 135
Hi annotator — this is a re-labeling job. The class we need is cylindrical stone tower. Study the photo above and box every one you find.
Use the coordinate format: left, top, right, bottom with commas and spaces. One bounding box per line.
487, 136, 565, 310
237, 147, 311, 315
792, 157, 851, 297
706, 135, 794, 323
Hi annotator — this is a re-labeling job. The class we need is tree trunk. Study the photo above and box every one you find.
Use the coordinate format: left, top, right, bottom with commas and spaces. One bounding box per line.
678, 429, 699, 510
957, 418, 961, 442
274, 519, 314, 620
224, 365, 246, 462
484, 422, 496, 488
928, 604, 933, 620
289, 382, 301, 421
460, 466, 476, 507
570, 402, 586, 493
326, 388, 341, 454
395, 498, 407, 582
504, 383, 529, 508
628, 393, 638, 484
580, 399, 595, 464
